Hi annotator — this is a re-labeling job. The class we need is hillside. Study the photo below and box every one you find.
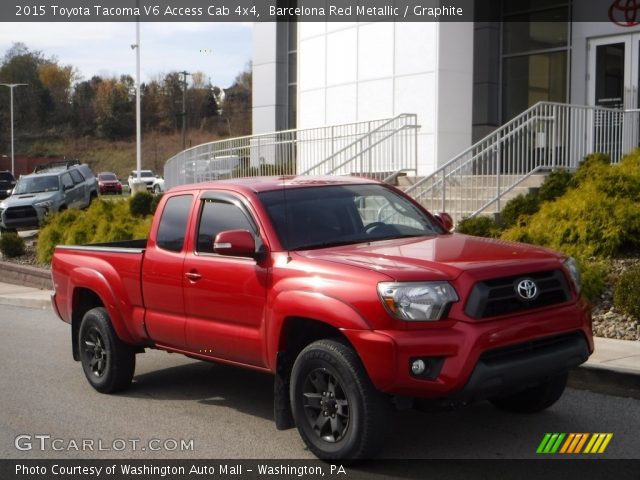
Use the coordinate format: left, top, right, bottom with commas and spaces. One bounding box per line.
23, 130, 220, 180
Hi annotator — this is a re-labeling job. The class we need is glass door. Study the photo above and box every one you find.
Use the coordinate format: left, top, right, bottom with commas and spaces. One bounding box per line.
588, 34, 640, 158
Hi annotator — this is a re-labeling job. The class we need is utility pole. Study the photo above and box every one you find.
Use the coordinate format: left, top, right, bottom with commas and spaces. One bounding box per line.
179, 70, 191, 151
0, 83, 27, 176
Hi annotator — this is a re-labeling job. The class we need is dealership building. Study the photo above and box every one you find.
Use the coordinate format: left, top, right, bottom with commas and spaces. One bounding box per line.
252, 1, 640, 175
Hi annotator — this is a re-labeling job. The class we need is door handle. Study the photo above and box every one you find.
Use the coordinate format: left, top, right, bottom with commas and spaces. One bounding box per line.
185, 271, 202, 282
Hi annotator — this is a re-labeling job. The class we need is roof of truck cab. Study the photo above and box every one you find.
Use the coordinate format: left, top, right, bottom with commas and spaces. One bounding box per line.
168, 175, 382, 195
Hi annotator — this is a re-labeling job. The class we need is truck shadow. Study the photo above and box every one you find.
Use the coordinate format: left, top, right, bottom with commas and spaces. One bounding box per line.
119, 355, 596, 459
124, 359, 274, 421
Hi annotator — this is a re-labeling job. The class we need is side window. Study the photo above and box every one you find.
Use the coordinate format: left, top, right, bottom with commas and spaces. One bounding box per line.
61, 173, 74, 190
196, 200, 255, 253
156, 195, 193, 252
69, 169, 84, 184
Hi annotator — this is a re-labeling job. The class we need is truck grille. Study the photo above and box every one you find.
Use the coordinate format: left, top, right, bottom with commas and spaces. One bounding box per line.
5, 206, 38, 220
465, 269, 571, 319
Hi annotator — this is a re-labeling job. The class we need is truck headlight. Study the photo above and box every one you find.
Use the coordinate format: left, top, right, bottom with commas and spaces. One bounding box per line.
563, 257, 581, 294
378, 282, 458, 321
35, 200, 53, 208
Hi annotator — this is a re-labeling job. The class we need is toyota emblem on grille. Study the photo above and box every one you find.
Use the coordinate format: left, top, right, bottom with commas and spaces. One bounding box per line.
516, 279, 538, 300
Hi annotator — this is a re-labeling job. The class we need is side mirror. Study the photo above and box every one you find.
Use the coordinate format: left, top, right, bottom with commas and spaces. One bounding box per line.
64, 184, 74, 191
434, 212, 454, 232
214, 229, 256, 257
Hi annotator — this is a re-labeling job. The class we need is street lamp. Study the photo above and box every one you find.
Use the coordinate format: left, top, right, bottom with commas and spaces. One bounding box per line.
0, 83, 27, 176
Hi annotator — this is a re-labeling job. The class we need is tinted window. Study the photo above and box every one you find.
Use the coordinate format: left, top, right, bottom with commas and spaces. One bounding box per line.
156, 195, 193, 252
69, 169, 84, 184
99, 173, 117, 181
61, 173, 74, 190
0, 172, 14, 181
196, 200, 255, 253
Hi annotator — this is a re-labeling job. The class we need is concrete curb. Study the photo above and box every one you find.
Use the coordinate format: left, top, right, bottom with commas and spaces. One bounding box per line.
0, 261, 51, 290
569, 364, 640, 400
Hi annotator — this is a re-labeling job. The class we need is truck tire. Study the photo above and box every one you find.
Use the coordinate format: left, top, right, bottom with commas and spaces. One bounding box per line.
290, 339, 388, 460
490, 373, 568, 413
78, 307, 135, 393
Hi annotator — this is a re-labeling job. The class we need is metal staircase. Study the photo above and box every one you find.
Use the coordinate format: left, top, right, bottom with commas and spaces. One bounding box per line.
404, 101, 640, 222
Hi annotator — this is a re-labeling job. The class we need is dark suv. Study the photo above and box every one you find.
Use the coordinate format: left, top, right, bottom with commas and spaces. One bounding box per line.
0, 162, 97, 231
0, 171, 16, 199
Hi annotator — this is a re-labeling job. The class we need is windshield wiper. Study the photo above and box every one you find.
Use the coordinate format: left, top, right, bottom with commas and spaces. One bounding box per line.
292, 239, 366, 251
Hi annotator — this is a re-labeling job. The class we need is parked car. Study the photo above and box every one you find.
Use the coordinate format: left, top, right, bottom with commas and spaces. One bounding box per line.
0, 161, 98, 231
128, 170, 162, 192
151, 176, 165, 194
0, 171, 16, 199
51, 176, 592, 460
97, 172, 122, 195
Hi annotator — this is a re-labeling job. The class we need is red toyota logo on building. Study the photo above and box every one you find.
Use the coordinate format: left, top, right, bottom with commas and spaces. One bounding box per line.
610, 0, 640, 26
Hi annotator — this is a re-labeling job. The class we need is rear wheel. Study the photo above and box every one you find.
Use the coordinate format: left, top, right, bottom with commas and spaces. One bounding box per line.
290, 339, 389, 461
490, 373, 568, 413
79, 307, 135, 393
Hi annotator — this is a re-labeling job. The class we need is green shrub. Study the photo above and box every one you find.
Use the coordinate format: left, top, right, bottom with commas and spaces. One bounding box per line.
580, 260, 609, 302
500, 192, 540, 228
538, 169, 573, 202
37, 198, 152, 264
570, 152, 611, 188
613, 265, 640, 318
0, 232, 26, 258
501, 154, 640, 260
456, 215, 501, 238
130, 191, 154, 217
150, 193, 164, 214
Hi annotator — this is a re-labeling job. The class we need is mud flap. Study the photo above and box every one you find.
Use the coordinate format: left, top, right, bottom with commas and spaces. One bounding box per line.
274, 351, 295, 430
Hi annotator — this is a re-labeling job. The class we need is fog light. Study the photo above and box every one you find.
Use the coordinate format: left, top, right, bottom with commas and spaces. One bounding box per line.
411, 359, 426, 375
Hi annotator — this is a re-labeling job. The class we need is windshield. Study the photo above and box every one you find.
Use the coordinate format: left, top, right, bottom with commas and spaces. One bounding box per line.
258, 184, 443, 250
99, 173, 117, 181
14, 175, 59, 194
132, 171, 154, 178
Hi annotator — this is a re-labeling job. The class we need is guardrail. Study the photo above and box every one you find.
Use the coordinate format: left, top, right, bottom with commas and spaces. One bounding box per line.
164, 114, 419, 189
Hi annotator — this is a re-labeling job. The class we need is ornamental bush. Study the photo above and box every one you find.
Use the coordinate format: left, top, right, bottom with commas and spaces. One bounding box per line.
37, 198, 152, 264
456, 215, 501, 238
614, 266, 640, 319
0, 231, 26, 258
129, 190, 154, 217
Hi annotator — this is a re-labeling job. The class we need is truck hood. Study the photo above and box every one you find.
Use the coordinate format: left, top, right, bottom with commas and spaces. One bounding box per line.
1, 192, 57, 208
296, 234, 565, 282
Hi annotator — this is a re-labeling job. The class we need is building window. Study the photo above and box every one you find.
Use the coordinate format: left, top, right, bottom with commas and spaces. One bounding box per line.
501, 1, 570, 121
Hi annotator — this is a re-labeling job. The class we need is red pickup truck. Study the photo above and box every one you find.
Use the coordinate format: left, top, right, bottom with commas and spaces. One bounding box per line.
51, 176, 592, 460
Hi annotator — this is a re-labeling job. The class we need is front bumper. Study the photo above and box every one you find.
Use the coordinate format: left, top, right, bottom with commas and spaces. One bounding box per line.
0, 205, 45, 229
343, 299, 593, 400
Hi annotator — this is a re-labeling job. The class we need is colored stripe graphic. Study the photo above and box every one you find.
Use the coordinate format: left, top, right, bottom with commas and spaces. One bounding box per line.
537, 433, 613, 454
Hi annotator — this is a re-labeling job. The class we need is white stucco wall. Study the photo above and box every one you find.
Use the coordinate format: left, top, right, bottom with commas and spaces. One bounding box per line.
295, 22, 473, 175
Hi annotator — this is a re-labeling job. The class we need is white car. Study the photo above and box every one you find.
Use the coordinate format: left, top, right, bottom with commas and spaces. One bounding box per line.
127, 170, 164, 193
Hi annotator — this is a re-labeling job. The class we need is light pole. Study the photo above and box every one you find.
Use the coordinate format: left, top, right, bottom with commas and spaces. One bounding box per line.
0, 83, 27, 176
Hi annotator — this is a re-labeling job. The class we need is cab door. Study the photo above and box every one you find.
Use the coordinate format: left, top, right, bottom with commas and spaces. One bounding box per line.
142, 194, 195, 348
183, 192, 269, 367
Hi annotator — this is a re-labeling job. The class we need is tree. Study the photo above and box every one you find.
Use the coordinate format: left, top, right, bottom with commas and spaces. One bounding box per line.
93, 78, 134, 139
221, 64, 252, 136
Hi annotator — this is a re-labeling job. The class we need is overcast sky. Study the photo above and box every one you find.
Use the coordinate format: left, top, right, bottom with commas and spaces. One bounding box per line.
0, 22, 252, 88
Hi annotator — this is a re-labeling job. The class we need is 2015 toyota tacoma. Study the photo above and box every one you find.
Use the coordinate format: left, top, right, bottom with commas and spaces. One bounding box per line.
51, 176, 593, 460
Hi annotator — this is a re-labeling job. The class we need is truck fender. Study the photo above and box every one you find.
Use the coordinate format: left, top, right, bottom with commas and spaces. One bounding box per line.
68, 267, 138, 344
266, 290, 373, 370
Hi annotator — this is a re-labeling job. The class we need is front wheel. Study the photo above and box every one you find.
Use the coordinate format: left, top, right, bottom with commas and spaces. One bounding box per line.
290, 339, 389, 461
490, 373, 568, 413
79, 307, 135, 393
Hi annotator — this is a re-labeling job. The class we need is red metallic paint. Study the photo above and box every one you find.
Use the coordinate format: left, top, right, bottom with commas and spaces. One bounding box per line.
51, 176, 593, 399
